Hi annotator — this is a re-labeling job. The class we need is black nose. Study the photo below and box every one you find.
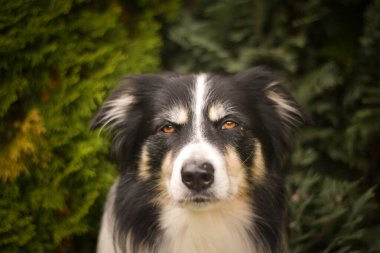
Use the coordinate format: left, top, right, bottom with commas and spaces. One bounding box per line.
181, 162, 215, 191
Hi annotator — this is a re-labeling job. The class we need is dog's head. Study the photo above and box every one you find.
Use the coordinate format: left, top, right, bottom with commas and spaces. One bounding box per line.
92, 67, 307, 208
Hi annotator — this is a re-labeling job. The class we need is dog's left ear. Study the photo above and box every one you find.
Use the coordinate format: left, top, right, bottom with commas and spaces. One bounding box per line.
235, 67, 309, 129
90, 75, 157, 165
91, 74, 168, 132
263, 79, 308, 128
90, 80, 137, 132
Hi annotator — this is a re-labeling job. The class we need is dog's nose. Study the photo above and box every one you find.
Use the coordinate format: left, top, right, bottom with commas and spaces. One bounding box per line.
181, 162, 214, 191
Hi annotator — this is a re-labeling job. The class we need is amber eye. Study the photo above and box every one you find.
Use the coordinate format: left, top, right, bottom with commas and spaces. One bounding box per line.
162, 124, 176, 133
222, 121, 238, 129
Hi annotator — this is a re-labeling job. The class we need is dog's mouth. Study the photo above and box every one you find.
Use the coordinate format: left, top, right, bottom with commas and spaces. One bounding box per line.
193, 197, 210, 203
179, 194, 218, 208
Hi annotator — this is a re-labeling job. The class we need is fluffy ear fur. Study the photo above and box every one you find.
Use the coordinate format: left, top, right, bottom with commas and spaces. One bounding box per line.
91, 83, 136, 132
90, 78, 140, 167
235, 67, 308, 128
91, 74, 171, 132
234, 67, 309, 163
264, 80, 307, 128
91, 75, 159, 168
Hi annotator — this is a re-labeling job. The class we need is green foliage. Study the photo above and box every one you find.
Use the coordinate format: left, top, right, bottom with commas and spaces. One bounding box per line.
163, 0, 380, 252
288, 172, 378, 253
0, 0, 178, 252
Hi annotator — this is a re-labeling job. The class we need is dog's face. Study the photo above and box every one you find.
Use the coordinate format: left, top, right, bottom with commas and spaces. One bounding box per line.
92, 68, 305, 209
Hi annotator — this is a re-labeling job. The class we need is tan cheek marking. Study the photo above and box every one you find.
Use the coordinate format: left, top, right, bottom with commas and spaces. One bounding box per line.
138, 144, 150, 180
155, 151, 173, 206
225, 146, 249, 197
225, 146, 242, 177
161, 150, 173, 180
252, 139, 266, 182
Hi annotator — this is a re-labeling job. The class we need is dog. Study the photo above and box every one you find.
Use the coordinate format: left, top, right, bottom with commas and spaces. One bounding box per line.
91, 67, 307, 253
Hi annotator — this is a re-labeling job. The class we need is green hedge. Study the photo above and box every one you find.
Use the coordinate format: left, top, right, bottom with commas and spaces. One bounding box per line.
0, 0, 178, 252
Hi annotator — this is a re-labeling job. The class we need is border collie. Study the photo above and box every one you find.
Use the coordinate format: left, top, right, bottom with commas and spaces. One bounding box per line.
92, 67, 306, 253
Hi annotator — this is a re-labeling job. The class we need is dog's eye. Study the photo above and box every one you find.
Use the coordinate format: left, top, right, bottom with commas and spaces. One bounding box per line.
162, 124, 176, 134
222, 121, 238, 130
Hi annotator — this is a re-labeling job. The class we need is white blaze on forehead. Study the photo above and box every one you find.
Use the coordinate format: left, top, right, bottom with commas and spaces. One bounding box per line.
194, 74, 208, 139
167, 74, 234, 203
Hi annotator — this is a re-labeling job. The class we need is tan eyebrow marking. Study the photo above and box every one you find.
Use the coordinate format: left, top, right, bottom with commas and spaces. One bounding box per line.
160, 106, 189, 125
208, 102, 235, 122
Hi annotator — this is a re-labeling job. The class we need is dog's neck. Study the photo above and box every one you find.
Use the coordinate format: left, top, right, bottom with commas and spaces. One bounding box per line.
156, 199, 265, 253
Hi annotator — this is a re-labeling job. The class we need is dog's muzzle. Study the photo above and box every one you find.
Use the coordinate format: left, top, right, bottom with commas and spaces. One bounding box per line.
170, 142, 229, 204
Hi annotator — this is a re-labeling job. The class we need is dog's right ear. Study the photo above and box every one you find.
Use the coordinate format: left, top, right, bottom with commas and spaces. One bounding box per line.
90, 79, 138, 132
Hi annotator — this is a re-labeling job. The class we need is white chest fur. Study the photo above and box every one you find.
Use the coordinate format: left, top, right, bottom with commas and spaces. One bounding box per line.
158, 200, 259, 253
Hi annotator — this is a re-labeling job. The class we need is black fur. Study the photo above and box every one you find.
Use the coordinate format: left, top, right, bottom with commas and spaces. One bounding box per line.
92, 67, 307, 253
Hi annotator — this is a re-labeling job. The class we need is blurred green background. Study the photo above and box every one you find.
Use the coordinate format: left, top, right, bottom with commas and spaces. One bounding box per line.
0, 0, 379, 252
